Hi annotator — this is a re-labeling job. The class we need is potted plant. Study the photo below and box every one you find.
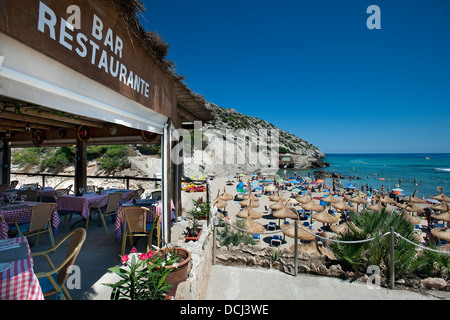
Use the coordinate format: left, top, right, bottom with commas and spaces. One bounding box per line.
104, 246, 191, 299
190, 197, 210, 221
185, 217, 203, 242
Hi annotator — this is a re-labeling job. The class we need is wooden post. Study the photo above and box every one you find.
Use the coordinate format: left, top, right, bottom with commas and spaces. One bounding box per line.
294, 220, 298, 276
1, 139, 11, 185
74, 139, 87, 194
390, 226, 395, 289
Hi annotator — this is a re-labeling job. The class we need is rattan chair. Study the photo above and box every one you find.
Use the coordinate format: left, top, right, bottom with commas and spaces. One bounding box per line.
32, 228, 86, 300
9, 203, 57, 247
18, 189, 43, 202
0, 184, 10, 195
121, 206, 160, 256
86, 192, 122, 233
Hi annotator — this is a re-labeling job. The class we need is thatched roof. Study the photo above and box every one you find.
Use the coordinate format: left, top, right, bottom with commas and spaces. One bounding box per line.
105, 0, 214, 122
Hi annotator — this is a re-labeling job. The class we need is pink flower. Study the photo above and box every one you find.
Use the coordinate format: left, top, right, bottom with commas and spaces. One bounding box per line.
139, 253, 148, 261
130, 247, 138, 254
147, 250, 153, 258
121, 255, 129, 265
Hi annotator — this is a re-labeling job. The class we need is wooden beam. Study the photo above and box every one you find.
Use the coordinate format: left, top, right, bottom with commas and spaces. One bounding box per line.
10, 108, 104, 128
0, 111, 77, 128
0, 118, 53, 131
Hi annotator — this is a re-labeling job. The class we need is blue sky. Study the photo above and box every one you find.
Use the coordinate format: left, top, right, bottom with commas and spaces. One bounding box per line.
139, 0, 450, 154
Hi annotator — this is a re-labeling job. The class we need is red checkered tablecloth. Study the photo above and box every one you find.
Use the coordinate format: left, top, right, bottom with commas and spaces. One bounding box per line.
0, 236, 44, 300
57, 190, 135, 219
0, 202, 60, 240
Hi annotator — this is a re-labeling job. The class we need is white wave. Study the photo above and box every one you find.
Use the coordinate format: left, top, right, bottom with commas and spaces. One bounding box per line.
435, 168, 450, 172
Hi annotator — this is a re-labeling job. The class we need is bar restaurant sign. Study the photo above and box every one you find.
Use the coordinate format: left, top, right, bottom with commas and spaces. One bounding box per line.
0, 0, 175, 117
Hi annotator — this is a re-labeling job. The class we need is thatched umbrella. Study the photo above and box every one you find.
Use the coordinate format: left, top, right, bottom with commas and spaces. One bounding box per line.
331, 199, 355, 213
366, 202, 383, 212
268, 192, 281, 202
219, 187, 234, 201
431, 227, 450, 242
301, 200, 325, 213
431, 211, 450, 224
245, 217, 265, 234
402, 189, 426, 204
239, 198, 259, 208
237, 207, 262, 220
288, 239, 336, 259
330, 222, 360, 235
320, 194, 340, 204
281, 222, 315, 241
430, 201, 449, 213
349, 194, 368, 213
296, 192, 312, 204
273, 206, 298, 225
395, 202, 408, 210
243, 190, 259, 202
401, 212, 421, 225
405, 203, 424, 215
380, 195, 396, 205
311, 210, 339, 225
269, 200, 284, 211
430, 186, 450, 203
214, 199, 227, 209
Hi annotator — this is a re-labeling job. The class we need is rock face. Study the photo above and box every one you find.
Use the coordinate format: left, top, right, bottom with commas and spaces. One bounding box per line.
184, 103, 326, 177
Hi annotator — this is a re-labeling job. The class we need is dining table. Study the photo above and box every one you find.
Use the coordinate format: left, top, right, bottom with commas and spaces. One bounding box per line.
0, 236, 44, 300
2, 187, 56, 202
0, 201, 60, 240
114, 199, 176, 243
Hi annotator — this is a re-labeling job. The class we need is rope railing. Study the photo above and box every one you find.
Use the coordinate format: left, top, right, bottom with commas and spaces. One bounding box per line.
212, 211, 450, 288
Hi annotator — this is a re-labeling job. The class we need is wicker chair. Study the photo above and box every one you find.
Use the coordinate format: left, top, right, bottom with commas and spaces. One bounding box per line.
86, 192, 122, 233
18, 189, 43, 202
121, 206, 160, 256
32, 228, 86, 300
9, 203, 57, 247
0, 184, 10, 195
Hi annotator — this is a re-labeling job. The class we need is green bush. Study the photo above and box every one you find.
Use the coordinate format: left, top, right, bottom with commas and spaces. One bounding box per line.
329, 209, 419, 279
12, 148, 43, 168
98, 145, 131, 172
217, 219, 256, 247
40, 146, 74, 171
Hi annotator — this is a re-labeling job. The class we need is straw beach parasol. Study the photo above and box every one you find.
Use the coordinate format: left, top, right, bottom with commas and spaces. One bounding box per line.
273, 206, 299, 225
245, 217, 265, 234
320, 193, 340, 204
430, 201, 449, 213
269, 201, 285, 211
296, 192, 312, 204
331, 199, 355, 213
301, 200, 325, 213
281, 222, 315, 241
380, 195, 396, 205
330, 221, 360, 235
431, 227, 450, 242
366, 202, 383, 212
311, 210, 339, 225
430, 186, 450, 203
219, 188, 234, 201
431, 211, 450, 224
237, 207, 262, 220
239, 198, 259, 208
402, 189, 426, 204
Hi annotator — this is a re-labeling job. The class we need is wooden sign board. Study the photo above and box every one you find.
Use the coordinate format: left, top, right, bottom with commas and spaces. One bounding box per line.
0, 0, 176, 119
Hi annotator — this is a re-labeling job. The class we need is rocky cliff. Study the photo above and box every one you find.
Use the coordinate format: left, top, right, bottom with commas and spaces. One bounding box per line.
183, 103, 327, 177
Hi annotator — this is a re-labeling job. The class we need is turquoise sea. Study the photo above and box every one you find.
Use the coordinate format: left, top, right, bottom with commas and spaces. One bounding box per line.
279, 153, 450, 199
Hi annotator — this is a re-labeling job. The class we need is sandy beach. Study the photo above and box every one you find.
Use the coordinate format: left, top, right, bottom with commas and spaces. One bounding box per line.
207, 173, 432, 252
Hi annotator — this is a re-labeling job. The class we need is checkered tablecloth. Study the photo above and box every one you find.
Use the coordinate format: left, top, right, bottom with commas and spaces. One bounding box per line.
0, 236, 44, 300
57, 190, 135, 219
0, 202, 60, 240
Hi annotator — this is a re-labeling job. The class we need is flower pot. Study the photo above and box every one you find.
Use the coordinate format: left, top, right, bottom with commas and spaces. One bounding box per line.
158, 247, 191, 296
185, 228, 202, 242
